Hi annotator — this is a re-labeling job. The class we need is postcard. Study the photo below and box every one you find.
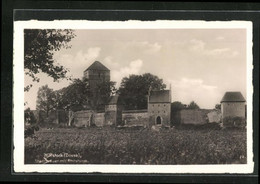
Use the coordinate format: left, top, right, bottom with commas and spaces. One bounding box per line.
13, 20, 254, 173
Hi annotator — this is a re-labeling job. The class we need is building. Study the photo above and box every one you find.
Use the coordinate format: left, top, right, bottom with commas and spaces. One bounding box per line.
83, 61, 110, 109
148, 90, 171, 127
83, 60, 110, 92
105, 95, 123, 126
70, 61, 173, 128
220, 91, 246, 118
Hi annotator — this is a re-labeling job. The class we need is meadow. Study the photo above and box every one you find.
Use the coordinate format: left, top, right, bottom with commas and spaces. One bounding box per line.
25, 126, 247, 164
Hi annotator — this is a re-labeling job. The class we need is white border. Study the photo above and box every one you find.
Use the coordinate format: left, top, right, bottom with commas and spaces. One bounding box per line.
13, 20, 254, 173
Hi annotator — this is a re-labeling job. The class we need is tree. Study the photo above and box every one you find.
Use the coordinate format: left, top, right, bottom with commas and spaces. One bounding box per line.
24, 108, 37, 125
54, 78, 116, 111
24, 108, 39, 138
118, 73, 166, 110
94, 81, 117, 110
215, 104, 221, 110
187, 101, 200, 109
171, 101, 185, 112
55, 78, 92, 110
36, 85, 56, 116
171, 101, 186, 125
24, 29, 76, 91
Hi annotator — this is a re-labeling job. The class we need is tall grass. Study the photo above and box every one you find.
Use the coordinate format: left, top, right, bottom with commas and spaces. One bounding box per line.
25, 126, 247, 164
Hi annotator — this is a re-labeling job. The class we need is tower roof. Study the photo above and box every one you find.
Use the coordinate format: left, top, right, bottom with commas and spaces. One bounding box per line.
85, 61, 110, 71
149, 90, 171, 103
106, 95, 122, 105
221, 91, 246, 103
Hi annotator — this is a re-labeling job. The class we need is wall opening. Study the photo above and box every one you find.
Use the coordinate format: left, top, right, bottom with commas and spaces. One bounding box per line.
89, 114, 94, 126
156, 116, 161, 125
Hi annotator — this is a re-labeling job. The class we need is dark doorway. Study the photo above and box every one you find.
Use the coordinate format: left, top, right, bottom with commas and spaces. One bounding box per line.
89, 114, 94, 126
156, 116, 161, 124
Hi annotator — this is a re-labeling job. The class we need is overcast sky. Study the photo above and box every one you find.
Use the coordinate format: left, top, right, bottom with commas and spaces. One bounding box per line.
24, 28, 247, 110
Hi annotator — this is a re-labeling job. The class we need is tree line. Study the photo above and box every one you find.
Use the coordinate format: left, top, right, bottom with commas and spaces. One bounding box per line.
24, 29, 201, 118
35, 73, 171, 115
35, 73, 202, 117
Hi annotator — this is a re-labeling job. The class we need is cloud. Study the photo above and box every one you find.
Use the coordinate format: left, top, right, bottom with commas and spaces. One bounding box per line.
168, 78, 221, 109
207, 48, 230, 55
126, 41, 162, 53
189, 39, 237, 57
111, 59, 143, 87
231, 51, 239, 57
103, 56, 119, 69
55, 47, 101, 78
216, 36, 225, 40
190, 39, 206, 52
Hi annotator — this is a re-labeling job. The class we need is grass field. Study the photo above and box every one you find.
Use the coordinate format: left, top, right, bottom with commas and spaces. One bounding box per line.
25, 126, 247, 164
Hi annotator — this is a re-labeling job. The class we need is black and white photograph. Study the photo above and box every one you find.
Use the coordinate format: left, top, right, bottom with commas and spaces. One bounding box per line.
13, 20, 254, 173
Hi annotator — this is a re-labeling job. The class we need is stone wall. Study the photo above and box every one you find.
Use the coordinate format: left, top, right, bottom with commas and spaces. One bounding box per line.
84, 69, 110, 92
57, 110, 69, 124
179, 109, 211, 125
105, 111, 117, 126
31, 108, 223, 128
148, 103, 171, 126
221, 102, 245, 118
207, 110, 221, 123
73, 110, 94, 127
122, 110, 148, 126
95, 112, 105, 127
31, 110, 69, 125
171, 111, 181, 125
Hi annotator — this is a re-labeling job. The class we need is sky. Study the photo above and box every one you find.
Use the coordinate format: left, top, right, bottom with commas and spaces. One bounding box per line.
24, 28, 247, 110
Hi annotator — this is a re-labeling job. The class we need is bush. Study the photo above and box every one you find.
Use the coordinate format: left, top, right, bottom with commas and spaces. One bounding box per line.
223, 116, 246, 128
24, 108, 37, 125
24, 125, 39, 138
176, 123, 221, 130
24, 108, 39, 138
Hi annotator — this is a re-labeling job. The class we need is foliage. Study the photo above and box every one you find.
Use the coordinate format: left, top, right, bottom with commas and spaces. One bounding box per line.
53, 78, 116, 111
171, 101, 185, 111
215, 104, 221, 110
25, 125, 40, 138
187, 101, 200, 109
24, 108, 37, 125
176, 123, 221, 130
171, 101, 186, 125
24, 108, 39, 138
55, 78, 91, 110
223, 116, 246, 128
118, 73, 166, 110
36, 85, 56, 116
25, 127, 247, 164
24, 29, 76, 91
94, 81, 117, 110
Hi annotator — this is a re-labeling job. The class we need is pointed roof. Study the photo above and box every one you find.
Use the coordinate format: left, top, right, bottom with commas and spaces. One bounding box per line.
85, 61, 109, 72
106, 95, 122, 105
221, 92, 246, 103
149, 90, 171, 103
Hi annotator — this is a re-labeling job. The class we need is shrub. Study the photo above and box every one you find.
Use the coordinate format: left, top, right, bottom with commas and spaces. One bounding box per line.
223, 116, 246, 128
24, 125, 39, 138
24, 108, 36, 125
24, 108, 39, 138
